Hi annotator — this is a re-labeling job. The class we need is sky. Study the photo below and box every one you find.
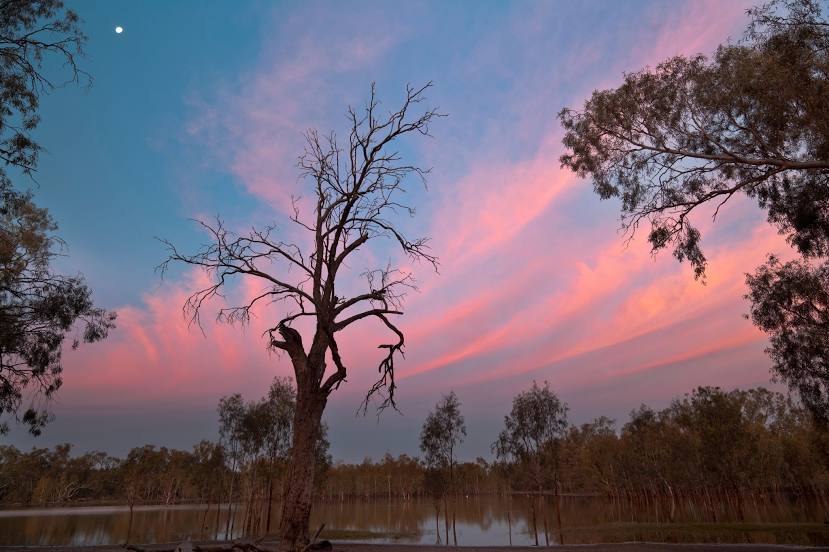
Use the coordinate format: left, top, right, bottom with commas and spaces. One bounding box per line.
5, 0, 791, 462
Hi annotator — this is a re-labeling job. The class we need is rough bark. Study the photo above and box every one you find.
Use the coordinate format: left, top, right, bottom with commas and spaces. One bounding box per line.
278, 369, 327, 550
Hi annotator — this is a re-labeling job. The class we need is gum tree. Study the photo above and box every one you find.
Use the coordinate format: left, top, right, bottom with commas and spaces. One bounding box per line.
493, 381, 568, 545
163, 83, 441, 549
558, 0, 829, 419
419, 390, 466, 545
0, 0, 115, 436
746, 257, 829, 422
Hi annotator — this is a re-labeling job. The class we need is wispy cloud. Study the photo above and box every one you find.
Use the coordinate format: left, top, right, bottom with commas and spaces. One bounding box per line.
45, 1, 780, 459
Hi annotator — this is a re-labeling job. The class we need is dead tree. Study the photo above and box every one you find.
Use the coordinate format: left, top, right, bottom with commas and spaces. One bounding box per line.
161, 83, 441, 550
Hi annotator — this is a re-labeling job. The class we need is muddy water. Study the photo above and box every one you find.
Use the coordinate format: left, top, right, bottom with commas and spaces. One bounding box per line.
1, 495, 827, 546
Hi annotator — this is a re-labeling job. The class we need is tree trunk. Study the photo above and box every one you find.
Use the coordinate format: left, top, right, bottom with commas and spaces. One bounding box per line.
265, 468, 275, 534
507, 509, 512, 546
452, 508, 457, 546
225, 465, 237, 540
444, 496, 450, 546
215, 485, 222, 538
126, 500, 135, 545
201, 491, 212, 536
554, 487, 564, 545
435, 503, 442, 545
278, 385, 327, 550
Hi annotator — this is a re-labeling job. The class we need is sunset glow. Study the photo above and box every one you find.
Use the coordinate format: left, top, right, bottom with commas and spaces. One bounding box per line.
11, 0, 786, 461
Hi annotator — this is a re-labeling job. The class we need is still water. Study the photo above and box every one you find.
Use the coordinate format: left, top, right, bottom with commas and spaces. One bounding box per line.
1, 495, 827, 547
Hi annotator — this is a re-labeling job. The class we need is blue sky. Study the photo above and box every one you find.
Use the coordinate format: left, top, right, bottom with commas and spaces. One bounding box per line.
6, 0, 784, 462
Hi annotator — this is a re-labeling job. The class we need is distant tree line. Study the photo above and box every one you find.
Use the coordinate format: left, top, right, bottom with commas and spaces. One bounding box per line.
1, 384, 826, 523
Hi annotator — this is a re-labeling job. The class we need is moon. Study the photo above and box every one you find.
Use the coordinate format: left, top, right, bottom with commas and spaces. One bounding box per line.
115, 26, 123, 34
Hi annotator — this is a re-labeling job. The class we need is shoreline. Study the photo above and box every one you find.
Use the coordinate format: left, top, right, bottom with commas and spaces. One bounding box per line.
0, 540, 829, 552
1, 543, 827, 552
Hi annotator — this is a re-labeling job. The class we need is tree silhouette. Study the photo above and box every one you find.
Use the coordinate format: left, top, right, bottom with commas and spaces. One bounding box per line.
493, 381, 568, 545
163, 83, 441, 549
420, 391, 466, 546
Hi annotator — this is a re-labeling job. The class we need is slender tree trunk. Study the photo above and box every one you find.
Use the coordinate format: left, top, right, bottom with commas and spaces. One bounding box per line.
201, 491, 212, 536
449, 460, 457, 546
278, 384, 327, 550
225, 464, 237, 540
244, 464, 258, 536
531, 498, 538, 546
265, 465, 275, 534
215, 479, 223, 539
452, 508, 457, 546
126, 500, 135, 545
542, 494, 550, 547
507, 509, 512, 546
554, 478, 564, 545
435, 503, 442, 545
444, 496, 450, 546
215, 485, 222, 538
229, 476, 238, 539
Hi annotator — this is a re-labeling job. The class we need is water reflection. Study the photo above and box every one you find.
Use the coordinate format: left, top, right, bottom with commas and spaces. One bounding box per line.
1, 495, 827, 546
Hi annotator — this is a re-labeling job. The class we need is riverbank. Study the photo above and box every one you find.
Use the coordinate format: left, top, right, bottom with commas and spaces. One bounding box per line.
0, 542, 827, 552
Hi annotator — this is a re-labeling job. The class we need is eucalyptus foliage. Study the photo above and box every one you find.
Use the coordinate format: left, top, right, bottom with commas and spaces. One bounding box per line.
492, 381, 568, 491
559, 0, 829, 419
747, 256, 829, 422
419, 391, 466, 473
0, 0, 113, 435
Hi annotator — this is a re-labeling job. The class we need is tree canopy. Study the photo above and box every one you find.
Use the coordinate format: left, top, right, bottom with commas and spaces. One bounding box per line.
0, 183, 114, 435
492, 381, 568, 491
0, 0, 113, 436
746, 256, 829, 422
559, 0, 829, 276
558, 0, 829, 419
419, 391, 466, 473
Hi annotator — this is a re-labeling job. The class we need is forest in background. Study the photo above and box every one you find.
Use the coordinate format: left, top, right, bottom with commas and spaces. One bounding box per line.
1, 385, 827, 510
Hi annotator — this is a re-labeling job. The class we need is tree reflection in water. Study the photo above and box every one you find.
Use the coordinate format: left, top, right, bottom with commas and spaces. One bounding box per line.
0, 494, 827, 546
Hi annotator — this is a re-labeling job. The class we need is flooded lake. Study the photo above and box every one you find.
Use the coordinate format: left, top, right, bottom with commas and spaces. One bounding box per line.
1, 495, 827, 547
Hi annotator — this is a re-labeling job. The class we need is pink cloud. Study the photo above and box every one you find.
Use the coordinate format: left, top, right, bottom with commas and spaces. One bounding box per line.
640, 0, 753, 64
185, 5, 404, 213
62, 268, 286, 407
56, 1, 780, 434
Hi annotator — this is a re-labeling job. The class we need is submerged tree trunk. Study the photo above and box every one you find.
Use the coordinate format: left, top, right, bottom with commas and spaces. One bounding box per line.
444, 496, 450, 546
215, 484, 222, 538
551, 474, 564, 546
452, 508, 457, 546
225, 464, 237, 540
265, 468, 275, 533
201, 491, 212, 536
278, 381, 327, 550
507, 509, 512, 546
126, 500, 135, 545
554, 486, 564, 545
435, 503, 442, 545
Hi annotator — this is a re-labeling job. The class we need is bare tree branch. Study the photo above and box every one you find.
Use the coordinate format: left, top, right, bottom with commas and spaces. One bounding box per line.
163, 83, 443, 414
